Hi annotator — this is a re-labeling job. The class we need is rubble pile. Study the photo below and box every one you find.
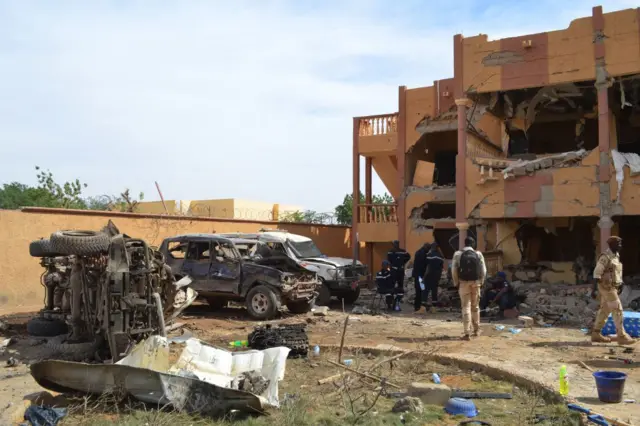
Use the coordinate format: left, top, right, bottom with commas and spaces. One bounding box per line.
248, 323, 309, 358
514, 282, 597, 327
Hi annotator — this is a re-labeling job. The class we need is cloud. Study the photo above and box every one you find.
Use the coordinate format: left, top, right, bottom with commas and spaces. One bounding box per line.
0, 0, 635, 212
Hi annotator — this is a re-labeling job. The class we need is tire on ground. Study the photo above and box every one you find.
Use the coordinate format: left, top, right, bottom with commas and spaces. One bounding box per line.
339, 286, 361, 304
246, 285, 280, 320
50, 230, 111, 256
45, 338, 101, 362
26, 317, 68, 337
286, 299, 314, 314
316, 281, 331, 306
206, 297, 228, 310
29, 239, 59, 258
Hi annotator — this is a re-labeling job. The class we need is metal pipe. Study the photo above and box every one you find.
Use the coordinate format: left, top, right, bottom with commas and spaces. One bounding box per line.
152, 292, 167, 337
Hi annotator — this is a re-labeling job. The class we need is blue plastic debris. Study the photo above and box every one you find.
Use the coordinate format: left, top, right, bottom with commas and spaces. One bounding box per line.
602, 311, 640, 338
23, 405, 67, 426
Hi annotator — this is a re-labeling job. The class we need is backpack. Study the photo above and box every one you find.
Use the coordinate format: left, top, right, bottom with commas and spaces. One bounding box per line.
458, 250, 480, 281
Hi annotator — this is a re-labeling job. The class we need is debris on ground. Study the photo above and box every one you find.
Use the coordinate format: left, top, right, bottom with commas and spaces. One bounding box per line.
29, 334, 292, 417
312, 306, 329, 316
392, 396, 424, 413
407, 382, 452, 406
248, 323, 309, 358
23, 404, 67, 426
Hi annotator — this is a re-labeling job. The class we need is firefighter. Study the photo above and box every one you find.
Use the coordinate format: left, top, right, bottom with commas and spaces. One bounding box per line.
387, 240, 410, 311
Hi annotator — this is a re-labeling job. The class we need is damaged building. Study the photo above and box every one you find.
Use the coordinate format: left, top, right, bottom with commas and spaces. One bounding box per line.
352, 6, 640, 289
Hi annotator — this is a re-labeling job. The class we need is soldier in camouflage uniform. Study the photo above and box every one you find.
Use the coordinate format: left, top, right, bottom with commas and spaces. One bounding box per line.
591, 236, 637, 345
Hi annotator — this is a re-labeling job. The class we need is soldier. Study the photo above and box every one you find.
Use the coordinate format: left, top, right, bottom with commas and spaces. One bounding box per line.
451, 237, 486, 341
591, 236, 637, 345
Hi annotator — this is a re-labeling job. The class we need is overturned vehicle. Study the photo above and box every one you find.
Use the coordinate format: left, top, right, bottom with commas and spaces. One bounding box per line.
27, 221, 195, 362
159, 234, 321, 320
219, 230, 367, 305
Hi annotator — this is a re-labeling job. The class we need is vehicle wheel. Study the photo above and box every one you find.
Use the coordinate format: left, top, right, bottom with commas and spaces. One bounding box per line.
206, 297, 227, 310
246, 285, 280, 320
316, 280, 331, 306
29, 239, 60, 258
50, 230, 110, 256
45, 338, 101, 362
630, 297, 640, 312
286, 299, 314, 314
26, 317, 68, 337
339, 286, 361, 304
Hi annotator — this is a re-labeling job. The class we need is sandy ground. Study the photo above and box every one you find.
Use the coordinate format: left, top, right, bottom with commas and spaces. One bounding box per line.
1, 303, 639, 425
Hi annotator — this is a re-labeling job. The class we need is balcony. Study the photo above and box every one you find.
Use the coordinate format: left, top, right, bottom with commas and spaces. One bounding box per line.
357, 203, 398, 242
358, 113, 398, 156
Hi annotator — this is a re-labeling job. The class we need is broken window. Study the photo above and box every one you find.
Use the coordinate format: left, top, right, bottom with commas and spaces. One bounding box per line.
186, 242, 211, 262
407, 130, 457, 187
516, 221, 595, 264
617, 216, 640, 276
167, 241, 187, 259
421, 203, 455, 221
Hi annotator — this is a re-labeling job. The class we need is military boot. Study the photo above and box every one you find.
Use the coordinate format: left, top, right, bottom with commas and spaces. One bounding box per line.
617, 333, 637, 346
591, 331, 612, 343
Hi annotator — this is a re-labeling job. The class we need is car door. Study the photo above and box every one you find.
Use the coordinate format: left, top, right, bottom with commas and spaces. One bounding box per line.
181, 240, 215, 292
209, 241, 242, 293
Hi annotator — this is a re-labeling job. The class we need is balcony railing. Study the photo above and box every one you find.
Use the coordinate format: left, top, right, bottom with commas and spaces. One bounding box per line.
358, 203, 398, 223
358, 113, 398, 136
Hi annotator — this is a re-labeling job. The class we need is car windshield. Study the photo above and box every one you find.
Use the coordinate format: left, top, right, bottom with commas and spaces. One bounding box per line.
288, 239, 323, 258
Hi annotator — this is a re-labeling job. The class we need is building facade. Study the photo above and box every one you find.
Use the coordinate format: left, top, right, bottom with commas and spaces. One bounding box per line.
135, 199, 303, 221
353, 6, 640, 282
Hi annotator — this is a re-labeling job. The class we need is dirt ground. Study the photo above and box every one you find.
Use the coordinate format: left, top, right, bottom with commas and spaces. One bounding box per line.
1, 301, 639, 425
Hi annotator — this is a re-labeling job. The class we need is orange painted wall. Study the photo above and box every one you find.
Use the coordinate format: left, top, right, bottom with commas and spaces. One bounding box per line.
405, 86, 436, 152
0, 209, 363, 315
462, 8, 639, 93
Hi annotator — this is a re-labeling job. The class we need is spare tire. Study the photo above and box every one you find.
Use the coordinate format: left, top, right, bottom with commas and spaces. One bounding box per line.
50, 230, 110, 256
27, 317, 68, 337
45, 338, 101, 362
29, 239, 60, 258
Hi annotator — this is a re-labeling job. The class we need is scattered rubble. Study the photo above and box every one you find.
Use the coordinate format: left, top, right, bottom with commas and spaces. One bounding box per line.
407, 382, 452, 406
248, 323, 309, 358
392, 396, 424, 413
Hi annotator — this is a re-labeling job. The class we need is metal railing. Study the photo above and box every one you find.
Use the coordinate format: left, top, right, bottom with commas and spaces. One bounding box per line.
357, 203, 398, 223
358, 113, 398, 136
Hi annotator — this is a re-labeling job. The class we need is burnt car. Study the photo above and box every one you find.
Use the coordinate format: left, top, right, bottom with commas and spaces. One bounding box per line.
159, 234, 321, 320
26, 222, 194, 362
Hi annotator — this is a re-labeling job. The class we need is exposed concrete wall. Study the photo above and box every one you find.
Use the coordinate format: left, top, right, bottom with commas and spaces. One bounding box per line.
462, 8, 640, 93
0, 209, 358, 315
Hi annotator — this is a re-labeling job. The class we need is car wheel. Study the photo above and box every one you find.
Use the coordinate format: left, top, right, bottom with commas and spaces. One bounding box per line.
29, 239, 61, 258
26, 317, 68, 337
339, 286, 361, 304
50, 230, 110, 256
316, 279, 331, 306
286, 299, 314, 314
206, 297, 227, 310
246, 285, 280, 320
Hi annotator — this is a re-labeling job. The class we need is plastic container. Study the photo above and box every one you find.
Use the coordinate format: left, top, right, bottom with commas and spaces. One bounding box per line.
432, 373, 441, 384
559, 365, 569, 396
593, 371, 627, 403
229, 340, 248, 348
444, 397, 477, 417
312, 345, 320, 356
343, 359, 353, 367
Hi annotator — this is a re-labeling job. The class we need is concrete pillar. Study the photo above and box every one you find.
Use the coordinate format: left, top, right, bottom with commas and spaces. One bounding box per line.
598, 216, 613, 253
397, 86, 407, 248
365, 157, 373, 272
455, 98, 470, 248
352, 117, 360, 261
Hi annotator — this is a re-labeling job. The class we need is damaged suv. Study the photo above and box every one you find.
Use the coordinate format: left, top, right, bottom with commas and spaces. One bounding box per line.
219, 230, 367, 305
159, 234, 321, 320
27, 221, 194, 362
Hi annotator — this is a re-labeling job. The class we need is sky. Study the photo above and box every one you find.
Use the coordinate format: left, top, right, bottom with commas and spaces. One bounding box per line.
0, 0, 637, 214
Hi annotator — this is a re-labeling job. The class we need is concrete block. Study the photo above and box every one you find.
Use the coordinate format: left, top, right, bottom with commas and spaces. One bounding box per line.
407, 382, 452, 406
312, 306, 329, 316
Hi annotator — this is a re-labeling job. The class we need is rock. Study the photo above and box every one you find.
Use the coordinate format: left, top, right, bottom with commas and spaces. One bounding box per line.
351, 305, 370, 315
407, 382, 452, 406
312, 306, 329, 316
392, 397, 424, 413
0, 320, 8, 332
518, 315, 534, 328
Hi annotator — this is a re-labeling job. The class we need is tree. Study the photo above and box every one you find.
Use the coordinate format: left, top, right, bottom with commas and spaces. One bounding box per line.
35, 166, 88, 209
0, 182, 58, 209
334, 192, 394, 225
281, 210, 330, 224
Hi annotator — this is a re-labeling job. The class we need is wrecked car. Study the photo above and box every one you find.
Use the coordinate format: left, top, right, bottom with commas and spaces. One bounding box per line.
27, 221, 195, 362
159, 234, 321, 319
218, 230, 367, 306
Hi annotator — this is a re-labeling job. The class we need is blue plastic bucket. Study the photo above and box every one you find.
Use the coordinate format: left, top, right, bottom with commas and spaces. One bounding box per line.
593, 371, 627, 403
444, 397, 478, 417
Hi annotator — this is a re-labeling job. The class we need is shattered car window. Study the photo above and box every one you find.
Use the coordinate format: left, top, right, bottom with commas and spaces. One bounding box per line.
167, 241, 187, 259
187, 242, 211, 262
212, 241, 239, 261
288, 240, 323, 259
